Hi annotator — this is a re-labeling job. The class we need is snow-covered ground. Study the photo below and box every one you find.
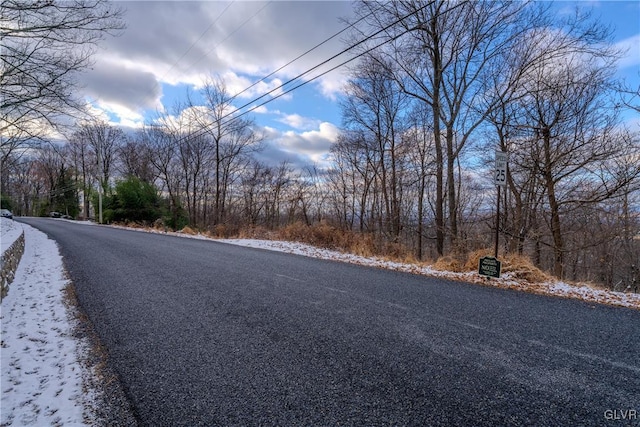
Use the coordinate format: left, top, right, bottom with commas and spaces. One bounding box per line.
1, 219, 638, 425
1, 218, 95, 426
1, 216, 22, 253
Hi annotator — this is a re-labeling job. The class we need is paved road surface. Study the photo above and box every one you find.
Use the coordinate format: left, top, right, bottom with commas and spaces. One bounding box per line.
21, 218, 640, 426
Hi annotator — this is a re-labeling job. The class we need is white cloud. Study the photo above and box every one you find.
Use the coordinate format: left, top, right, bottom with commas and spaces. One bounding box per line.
216, 71, 288, 101
252, 105, 270, 114
79, 54, 163, 125
251, 121, 339, 170
277, 122, 338, 165
86, 99, 149, 129
86, 2, 354, 108
278, 113, 321, 131
615, 34, 640, 69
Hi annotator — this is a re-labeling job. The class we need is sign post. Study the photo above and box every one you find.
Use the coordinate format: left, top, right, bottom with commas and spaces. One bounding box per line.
495, 151, 508, 188
480, 151, 507, 278
494, 151, 507, 258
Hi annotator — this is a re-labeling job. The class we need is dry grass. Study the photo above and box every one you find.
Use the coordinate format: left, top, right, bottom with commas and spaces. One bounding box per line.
461, 248, 550, 283
501, 253, 551, 283
130, 219, 553, 285
274, 221, 417, 263
272, 225, 553, 285
434, 255, 465, 273
237, 225, 273, 240
278, 221, 353, 251
180, 225, 198, 235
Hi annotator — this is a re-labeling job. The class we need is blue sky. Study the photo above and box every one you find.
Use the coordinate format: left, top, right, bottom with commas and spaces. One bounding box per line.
81, 1, 639, 169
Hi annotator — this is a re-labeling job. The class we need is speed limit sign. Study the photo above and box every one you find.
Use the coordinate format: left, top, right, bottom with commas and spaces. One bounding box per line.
495, 151, 508, 187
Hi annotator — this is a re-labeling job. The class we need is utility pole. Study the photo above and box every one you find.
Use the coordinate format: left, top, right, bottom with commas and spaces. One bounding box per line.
97, 140, 103, 224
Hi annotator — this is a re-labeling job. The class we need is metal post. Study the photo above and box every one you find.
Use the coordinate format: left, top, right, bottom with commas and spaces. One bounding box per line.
98, 186, 103, 224
494, 185, 500, 258
97, 142, 103, 224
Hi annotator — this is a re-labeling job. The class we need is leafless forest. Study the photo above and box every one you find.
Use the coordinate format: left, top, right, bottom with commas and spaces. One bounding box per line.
2, 1, 639, 290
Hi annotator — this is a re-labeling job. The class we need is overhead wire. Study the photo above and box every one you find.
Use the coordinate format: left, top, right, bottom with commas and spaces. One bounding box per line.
157, 1, 235, 85
184, 0, 446, 140
221, 27, 416, 128
182, 1, 273, 72
227, 7, 375, 103
105, 0, 463, 155
36, 2, 454, 203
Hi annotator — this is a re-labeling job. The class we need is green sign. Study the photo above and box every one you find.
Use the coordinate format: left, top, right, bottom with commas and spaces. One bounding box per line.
478, 256, 501, 278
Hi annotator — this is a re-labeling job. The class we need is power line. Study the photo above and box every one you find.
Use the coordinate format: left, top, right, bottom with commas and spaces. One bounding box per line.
151, 1, 439, 149
221, 27, 416, 128
158, 1, 235, 84
205, 1, 444, 133
182, 1, 273, 72
227, 7, 375, 103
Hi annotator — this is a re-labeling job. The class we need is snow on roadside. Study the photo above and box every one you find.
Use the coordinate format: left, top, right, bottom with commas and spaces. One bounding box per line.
215, 238, 640, 310
108, 224, 640, 309
1, 221, 94, 426
1, 217, 23, 252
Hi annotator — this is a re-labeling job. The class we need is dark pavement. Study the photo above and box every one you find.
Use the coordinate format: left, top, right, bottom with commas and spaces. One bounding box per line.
21, 218, 640, 426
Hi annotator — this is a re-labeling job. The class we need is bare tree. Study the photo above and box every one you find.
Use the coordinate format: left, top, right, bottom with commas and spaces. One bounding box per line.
488, 8, 636, 278
117, 135, 156, 184
159, 102, 214, 228
404, 105, 436, 259
74, 120, 124, 195
198, 76, 263, 226
349, 0, 536, 255
0, 0, 124, 158
330, 130, 377, 232
340, 55, 410, 240
140, 119, 184, 229
239, 160, 270, 227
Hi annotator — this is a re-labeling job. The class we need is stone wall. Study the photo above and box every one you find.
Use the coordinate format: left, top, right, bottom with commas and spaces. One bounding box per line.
1, 231, 25, 301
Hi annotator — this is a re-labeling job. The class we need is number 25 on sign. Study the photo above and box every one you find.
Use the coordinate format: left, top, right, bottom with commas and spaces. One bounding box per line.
495, 151, 508, 187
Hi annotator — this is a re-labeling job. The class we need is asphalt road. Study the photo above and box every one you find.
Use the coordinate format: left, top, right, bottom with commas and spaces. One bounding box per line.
20, 218, 640, 426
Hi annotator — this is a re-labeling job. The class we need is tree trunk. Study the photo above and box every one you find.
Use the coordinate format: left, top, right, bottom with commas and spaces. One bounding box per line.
542, 127, 564, 278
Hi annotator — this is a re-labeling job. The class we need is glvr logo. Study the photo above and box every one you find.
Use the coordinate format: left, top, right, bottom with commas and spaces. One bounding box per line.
604, 409, 637, 420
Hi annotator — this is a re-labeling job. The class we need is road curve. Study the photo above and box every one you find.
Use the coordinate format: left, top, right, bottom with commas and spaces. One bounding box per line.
20, 218, 640, 426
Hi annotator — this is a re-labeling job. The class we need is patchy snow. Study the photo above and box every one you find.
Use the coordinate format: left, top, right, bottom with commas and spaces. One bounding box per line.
1, 217, 23, 252
214, 238, 640, 310
1, 221, 94, 426
110, 224, 640, 309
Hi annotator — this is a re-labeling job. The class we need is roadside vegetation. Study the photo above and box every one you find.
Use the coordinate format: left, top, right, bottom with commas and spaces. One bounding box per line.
122, 219, 555, 291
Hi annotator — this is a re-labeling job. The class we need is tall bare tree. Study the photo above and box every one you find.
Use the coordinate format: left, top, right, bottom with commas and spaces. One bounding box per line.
341, 55, 410, 240
139, 124, 180, 228
484, 7, 637, 278
198, 76, 263, 226
0, 0, 124, 159
74, 120, 124, 195
349, 0, 536, 255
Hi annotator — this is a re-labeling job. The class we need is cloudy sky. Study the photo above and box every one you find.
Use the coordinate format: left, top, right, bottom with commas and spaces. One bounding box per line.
81, 0, 640, 169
